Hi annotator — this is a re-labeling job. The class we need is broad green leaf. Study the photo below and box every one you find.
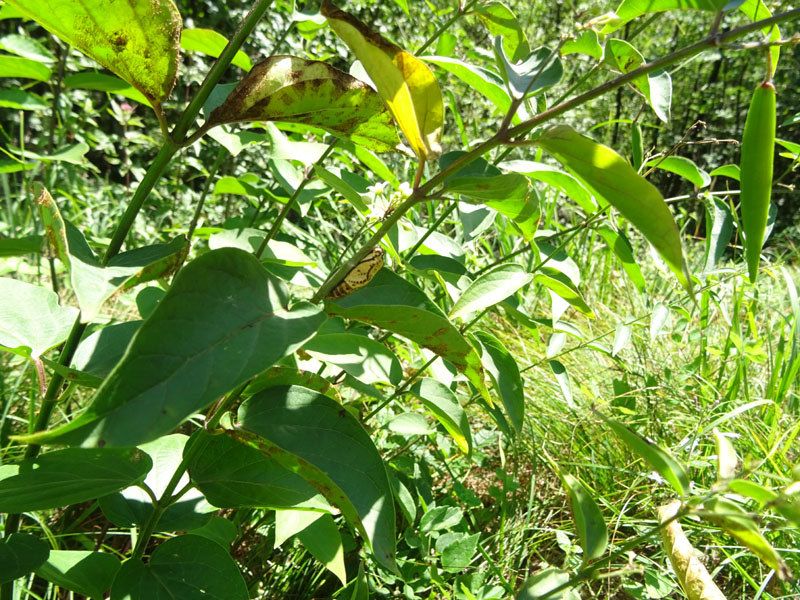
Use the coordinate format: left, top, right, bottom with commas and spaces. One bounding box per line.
245, 366, 341, 402
409, 378, 473, 455
0, 33, 55, 62
596, 226, 645, 294
474, 2, 530, 63
322, 0, 443, 160
537, 125, 691, 292
450, 264, 532, 321
6, 0, 180, 106
236, 385, 397, 571
0, 447, 152, 513
36, 551, 120, 600
0, 535, 50, 585
325, 269, 490, 402
99, 434, 216, 532
702, 196, 733, 276
64, 72, 151, 106
604, 39, 671, 121
703, 496, 792, 580
560, 472, 608, 562
445, 173, 530, 203
423, 56, 511, 114
549, 360, 573, 407
315, 166, 369, 212
709, 164, 740, 181
180, 28, 252, 71
71, 321, 140, 380
0, 54, 51, 80
274, 509, 325, 547
473, 331, 524, 434
0, 89, 47, 110
303, 333, 402, 385
187, 431, 330, 511
501, 160, 595, 213
535, 269, 594, 318
650, 303, 670, 341
436, 532, 480, 570
0, 278, 79, 360
601, 415, 690, 496
207, 56, 399, 152
561, 30, 603, 59
110, 535, 248, 600
16, 248, 326, 448
419, 506, 464, 533
646, 156, 710, 188
15, 143, 89, 165
294, 512, 347, 585
387, 413, 435, 435
64, 222, 189, 322
494, 40, 563, 99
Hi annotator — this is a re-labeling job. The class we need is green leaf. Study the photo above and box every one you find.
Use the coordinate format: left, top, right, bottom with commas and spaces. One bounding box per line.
604, 39, 671, 121
537, 125, 691, 293
612, 323, 632, 357
436, 532, 480, 570
709, 164, 740, 181
294, 512, 348, 585
0, 447, 152, 513
474, 2, 530, 63
0, 54, 51, 80
180, 28, 252, 71
64, 72, 151, 106
560, 473, 608, 562
187, 431, 330, 511
17, 248, 326, 448
387, 413, 435, 435
71, 321, 141, 380
65, 222, 189, 322
0, 278, 79, 360
549, 360, 573, 407
601, 415, 690, 496
6, 0, 180, 106
315, 166, 369, 212
517, 567, 579, 600
0, 33, 55, 62
445, 173, 530, 203
701, 196, 733, 276
99, 434, 216, 532
703, 496, 792, 580
561, 30, 603, 59
36, 551, 120, 600
207, 56, 399, 152
535, 269, 594, 318
0, 534, 50, 585
646, 156, 710, 188
322, 0, 443, 159
0, 89, 47, 110
110, 535, 248, 600
0, 234, 42, 257
473, 331, 524, 434
303, 333, 402, 385
450, 264, 532, 321
409, 378, 473, 455
419, 506, 464, 533
596, 226, 646, 294
325, 269, 490, 403
501, 160, 595, 214
494, 40, 563, 99
423, 56, 511, 115
236, 385, 397, 572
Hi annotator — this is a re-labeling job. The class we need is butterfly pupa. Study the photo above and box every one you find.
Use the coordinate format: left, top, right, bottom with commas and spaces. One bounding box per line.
326, 247, 384, 299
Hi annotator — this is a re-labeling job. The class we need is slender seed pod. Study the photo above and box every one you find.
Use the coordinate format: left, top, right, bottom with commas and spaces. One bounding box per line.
739, 80, 776, 283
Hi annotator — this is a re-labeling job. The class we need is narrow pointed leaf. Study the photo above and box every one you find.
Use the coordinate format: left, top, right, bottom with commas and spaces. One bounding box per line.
237, 385, 396, 572
64, 72, 151, 106
322, 0, 443, 159
474, 2, 530, 63
601, 415, 690, 496
494, 40, 562, 99
561, 473, 608, 562
5, 0, 180, 106
409, 378, 473, 454
207, 55, 398, 152
15, 249, 326, 447
473, 331, 524, 434
596, 226, 645, 293
450, 264, 532, 320
535, 269, 594, 318
303, 333, 402, 385
538, 125, 691, 292
646, 156, 711, 188
295, 513, 348, 585
181, 28, 252, 71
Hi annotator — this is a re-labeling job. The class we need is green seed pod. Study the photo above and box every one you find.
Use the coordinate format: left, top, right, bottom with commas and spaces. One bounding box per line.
739, 80, 776, 283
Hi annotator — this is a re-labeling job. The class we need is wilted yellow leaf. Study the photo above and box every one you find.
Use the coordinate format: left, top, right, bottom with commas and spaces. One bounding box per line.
321, 0, 443, 160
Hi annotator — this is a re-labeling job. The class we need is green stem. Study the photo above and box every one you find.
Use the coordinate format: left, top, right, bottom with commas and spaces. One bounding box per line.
187, 148, 226, 241
415, 0, 479, 55
256, 141, 338, 258
402, 200, 457, 263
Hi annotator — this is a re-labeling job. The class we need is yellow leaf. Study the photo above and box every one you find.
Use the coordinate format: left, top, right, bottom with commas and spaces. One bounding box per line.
321, 0, 443, 160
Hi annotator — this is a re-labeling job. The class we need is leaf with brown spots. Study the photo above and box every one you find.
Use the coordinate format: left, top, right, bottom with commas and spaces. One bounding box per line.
208, 55, 399, 153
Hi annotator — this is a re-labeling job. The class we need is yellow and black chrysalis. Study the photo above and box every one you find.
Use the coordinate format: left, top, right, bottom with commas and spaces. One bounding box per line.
326, 247, 384, 299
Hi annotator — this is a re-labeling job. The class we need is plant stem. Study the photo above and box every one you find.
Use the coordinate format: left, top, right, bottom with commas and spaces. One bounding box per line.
187, 148, 226, 241
415, 0, 480, 55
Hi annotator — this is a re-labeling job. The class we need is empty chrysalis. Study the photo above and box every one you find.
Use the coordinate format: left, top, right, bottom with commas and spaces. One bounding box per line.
326, 247, 384, 299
